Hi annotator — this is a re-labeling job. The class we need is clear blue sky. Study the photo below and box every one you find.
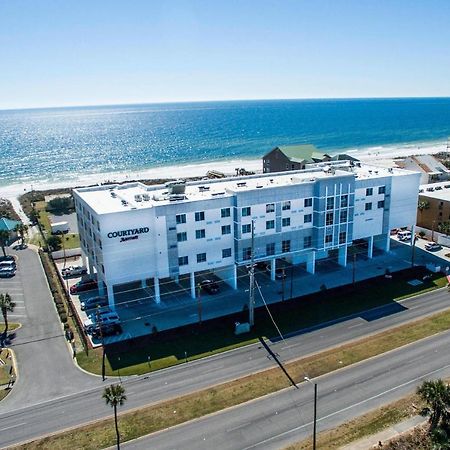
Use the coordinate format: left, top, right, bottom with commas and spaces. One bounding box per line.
1, 0, 449, 109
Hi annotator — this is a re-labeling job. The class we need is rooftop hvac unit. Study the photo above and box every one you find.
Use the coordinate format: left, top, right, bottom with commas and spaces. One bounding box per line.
142, 194, 150, 201
169, 194, 186, 202
134, 195, 142, 202
166, 180, 186, 195
110, 192, 117, 198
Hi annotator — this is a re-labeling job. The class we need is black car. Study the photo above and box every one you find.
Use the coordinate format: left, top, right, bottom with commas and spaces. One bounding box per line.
199, 279, 219, 294
92, 323, 122, 338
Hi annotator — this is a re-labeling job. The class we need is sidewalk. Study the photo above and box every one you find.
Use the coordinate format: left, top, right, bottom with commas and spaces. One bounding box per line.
341, 415, 426, 449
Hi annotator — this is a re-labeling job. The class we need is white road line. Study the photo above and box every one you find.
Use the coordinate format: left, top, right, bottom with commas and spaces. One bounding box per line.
243, 362, 450, 449
1, 422, 26, 431
347, 323, 364, 329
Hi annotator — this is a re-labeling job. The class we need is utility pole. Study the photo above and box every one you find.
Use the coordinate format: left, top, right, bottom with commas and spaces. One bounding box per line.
197, 284, 202, 325
411, 235, 417, 268
352, 253, 356, 286
290, 264, 294, 299
305, 377, 318, 450
249, 220, 255, 327
281, 268, 285, 301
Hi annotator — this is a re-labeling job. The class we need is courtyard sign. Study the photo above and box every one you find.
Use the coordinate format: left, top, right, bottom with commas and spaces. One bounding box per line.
107, 227, 149, 243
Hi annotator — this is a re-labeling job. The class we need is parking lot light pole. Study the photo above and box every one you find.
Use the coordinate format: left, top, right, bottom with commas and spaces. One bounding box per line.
197, 284, 202, 325
304, 376, 317, 450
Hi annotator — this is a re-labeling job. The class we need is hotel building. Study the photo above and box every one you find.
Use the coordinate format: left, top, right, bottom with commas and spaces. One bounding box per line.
73, 162, 420, 310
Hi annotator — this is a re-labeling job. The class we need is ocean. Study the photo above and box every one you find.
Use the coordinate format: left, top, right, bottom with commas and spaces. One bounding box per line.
1, 98, 450, 189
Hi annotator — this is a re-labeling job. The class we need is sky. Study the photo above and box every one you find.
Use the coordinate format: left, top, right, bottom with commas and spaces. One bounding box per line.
0, 0, 449, 109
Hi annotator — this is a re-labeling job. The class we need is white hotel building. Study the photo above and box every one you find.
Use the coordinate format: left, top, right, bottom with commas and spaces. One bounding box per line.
73, 162, 420, 310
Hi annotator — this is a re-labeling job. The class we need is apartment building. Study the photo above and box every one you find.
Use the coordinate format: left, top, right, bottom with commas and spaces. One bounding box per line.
73, 162, 420, 310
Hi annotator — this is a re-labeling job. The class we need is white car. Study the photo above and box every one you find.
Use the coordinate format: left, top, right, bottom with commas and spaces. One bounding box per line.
62, 265, 87, 278
425, 242, 442, 251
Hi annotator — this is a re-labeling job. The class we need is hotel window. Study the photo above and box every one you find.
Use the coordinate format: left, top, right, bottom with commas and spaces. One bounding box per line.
266, 220, 275, 230
326, 197, 334, 210
222, 225, 231, 235
366, 188, 373, 196
222, 248, 232, 258
304, 236, 312, 248
282, 201, 291, 211
378, 200, 385, 209
365, 202, 372, 211
243, 247, 252, 260
304, 214, 312, 223
242, 207, 251, 217
326, 212, 334, 226
304, 198, 313, 207
282, 217, 291, 227
101, 264, 105, 274
176, 214, 186, 224
221, 208, 231, 218
340, 210, 347, 223
340, 195, 348, 208
97, 221, 100, 232
339, 231, 347, 244
99, 239, 102, 249
177, 232, 187, 242
266, 203, 275, 213
195, 211, 205, 222
242, 224, 251, 234
378, 186, 386, 194
266, 242, 275, 256
195, 229, 206, 239
197, 253, 207, 263
325, 234, 333, 243
178, 256, 189, 266
282, 240, 291, 253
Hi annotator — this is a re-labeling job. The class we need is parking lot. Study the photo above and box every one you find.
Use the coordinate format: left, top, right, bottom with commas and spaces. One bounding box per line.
53, 236, 450, 345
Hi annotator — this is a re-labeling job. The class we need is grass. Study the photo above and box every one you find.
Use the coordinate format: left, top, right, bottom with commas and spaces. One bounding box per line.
77, 267, 447, 376
33, 206, 80, 250
285, 394, 420, 450
15, 307, 450, 450
0, 323, 19, 334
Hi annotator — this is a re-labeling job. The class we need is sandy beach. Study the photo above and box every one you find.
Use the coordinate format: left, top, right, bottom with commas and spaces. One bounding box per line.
0, 139, 447, 206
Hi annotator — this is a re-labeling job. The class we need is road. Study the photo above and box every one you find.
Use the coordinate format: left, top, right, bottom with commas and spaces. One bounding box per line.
0, 247, 98, 412
123, 328, 450, 450
1, 286, 450, 448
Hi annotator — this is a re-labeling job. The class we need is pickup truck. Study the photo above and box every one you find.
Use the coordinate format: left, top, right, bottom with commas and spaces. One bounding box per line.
62, 265, 87, 278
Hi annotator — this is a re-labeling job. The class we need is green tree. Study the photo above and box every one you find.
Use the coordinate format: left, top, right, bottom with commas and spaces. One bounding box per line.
46, 197, 73, 213
417, 379, 450, 431
438, 222, 450, 236
46, 235, 62, 251
102, 384, 127, 450
14, 223, 28, 245
418, 200, 430, 213
0, 230, 10, 257
0, 293, 16, 334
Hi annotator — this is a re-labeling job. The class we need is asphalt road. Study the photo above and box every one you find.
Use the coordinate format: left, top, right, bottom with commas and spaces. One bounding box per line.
124, 330, 450, 450
0, 247, 98, 412
1, 286, 450, 448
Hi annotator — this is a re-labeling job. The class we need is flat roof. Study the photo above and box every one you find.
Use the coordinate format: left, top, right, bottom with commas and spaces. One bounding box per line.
74, 162, 414, 215
419, 180, 450, 202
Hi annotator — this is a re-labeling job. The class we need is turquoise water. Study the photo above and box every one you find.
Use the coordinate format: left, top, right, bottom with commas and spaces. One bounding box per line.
1, 98, 450, 187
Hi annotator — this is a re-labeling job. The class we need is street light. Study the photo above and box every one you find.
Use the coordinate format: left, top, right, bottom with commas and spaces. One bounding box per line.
304, 376, 318, 450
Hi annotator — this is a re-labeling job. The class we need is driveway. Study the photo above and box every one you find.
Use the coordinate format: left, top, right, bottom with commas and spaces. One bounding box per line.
0, 246, 98, 413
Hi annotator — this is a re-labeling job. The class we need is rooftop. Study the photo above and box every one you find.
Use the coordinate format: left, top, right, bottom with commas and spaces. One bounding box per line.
0, 217, 21, 232
74, 162, 413, 215
419, 180, 450, 201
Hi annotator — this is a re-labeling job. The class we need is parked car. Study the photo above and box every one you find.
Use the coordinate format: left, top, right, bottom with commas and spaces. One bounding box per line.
92, 322, 123, 338
80, 296, 108, 311
70, 279, 98, 295
62, 265, 87, 278
199, 279, 219, 294
397, 230, 412, 241
275, 268, 286, 279
425, 242, 442, 251
0, 260, 16, 270
255, 261, 269, 271
0, 267, 15, 278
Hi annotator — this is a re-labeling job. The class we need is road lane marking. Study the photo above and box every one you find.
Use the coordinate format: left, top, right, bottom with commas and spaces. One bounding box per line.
1, 422, 26, 431
243, 362, 450, 449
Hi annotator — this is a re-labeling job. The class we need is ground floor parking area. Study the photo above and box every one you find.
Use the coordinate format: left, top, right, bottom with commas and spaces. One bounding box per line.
55, 237, 450, 345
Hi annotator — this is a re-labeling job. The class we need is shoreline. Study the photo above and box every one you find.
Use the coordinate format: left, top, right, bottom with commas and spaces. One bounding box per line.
0, 139, 448, 203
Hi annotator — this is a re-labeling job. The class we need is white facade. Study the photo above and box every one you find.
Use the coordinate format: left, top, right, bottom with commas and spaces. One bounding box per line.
73, 162, 421, 309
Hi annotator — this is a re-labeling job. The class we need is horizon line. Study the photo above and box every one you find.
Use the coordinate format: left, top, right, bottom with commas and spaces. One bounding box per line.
1, 95, 450, 113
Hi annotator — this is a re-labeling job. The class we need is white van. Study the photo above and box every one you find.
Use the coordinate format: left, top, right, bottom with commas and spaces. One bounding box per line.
397, 230, 412, 241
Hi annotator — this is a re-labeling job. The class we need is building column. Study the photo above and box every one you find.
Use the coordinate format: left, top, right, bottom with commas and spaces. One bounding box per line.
306, 251, 316, 274
98, 281, 105, 297
232, 264, 237, 289
385, 233, 391, 252
338, 246, 347, 267
173, 274, 179, 284
270, 258, 276, 281
88, 259, 95, 276
411, 225, 415, 246
106, 283, 115, 310
154, 277, 160, 304
368, 236, 374, 259
141, 279, 147, 289
190, 272, 196, 299
81, 253, 87, 268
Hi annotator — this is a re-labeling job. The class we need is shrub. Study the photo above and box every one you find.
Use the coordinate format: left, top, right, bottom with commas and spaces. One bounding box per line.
60, 312, 68, 323
47, 235, 62, 251
46, 197, 73, 213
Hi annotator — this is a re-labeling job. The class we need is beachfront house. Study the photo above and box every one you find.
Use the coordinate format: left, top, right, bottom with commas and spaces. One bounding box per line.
397, 154, 450, 185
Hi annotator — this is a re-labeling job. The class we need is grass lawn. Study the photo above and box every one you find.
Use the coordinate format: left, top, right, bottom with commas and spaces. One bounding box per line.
32, 206, 80, 250
0, 323, 19, 334
77, 267, 448, 376
16, 307, 450, 450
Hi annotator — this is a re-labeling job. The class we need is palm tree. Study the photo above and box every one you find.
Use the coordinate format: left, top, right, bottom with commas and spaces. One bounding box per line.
417, 379, 450, 431
0, 230, 10, 257
438, 222, 450, 236
0, 293, 16, 334
103, 384, 127, 449
14, 223, 28, 245
418, 200, 430, 214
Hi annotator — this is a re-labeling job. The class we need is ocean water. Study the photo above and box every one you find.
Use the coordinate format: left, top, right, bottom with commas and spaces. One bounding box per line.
1, 98, 450, 188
